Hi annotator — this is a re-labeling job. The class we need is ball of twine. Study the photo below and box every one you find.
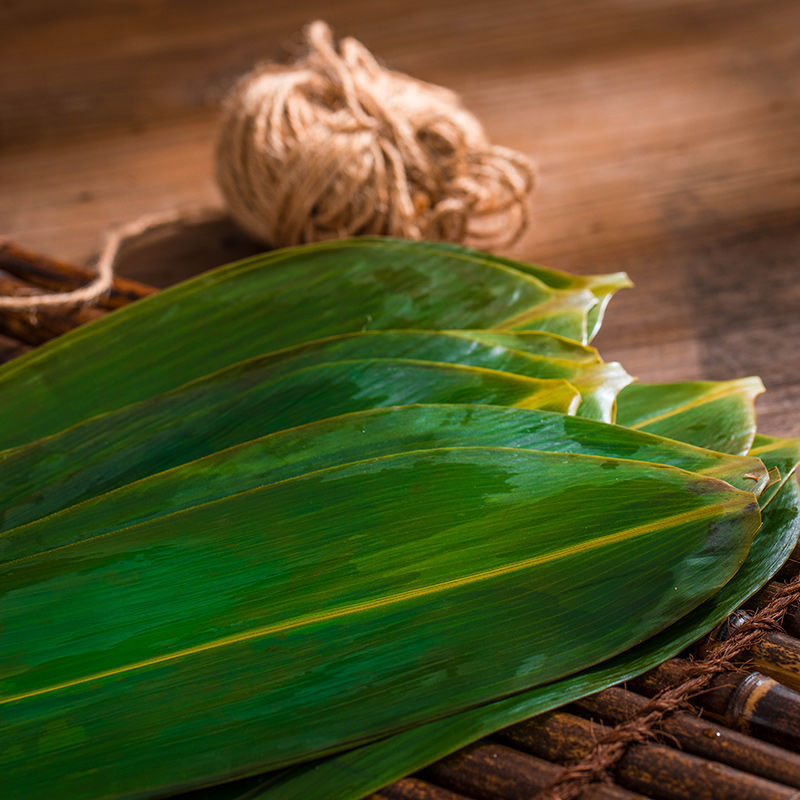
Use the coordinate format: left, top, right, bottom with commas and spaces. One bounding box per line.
216, 21, 535, 250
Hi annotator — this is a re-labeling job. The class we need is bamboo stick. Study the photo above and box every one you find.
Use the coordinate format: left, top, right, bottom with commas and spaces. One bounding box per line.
750, 631, 800, 692
707, 611, 800, 693
630, 659, 800, 751
419, 741, 648, 800
496, 710, 799, 800
575, 685, 800, 788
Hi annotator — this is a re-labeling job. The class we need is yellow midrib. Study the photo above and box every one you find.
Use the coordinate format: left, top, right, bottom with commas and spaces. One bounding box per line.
0, 500, 748, 707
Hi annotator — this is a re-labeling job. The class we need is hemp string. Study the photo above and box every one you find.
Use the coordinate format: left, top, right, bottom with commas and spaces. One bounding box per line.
0, 212, 181, 310
215, 20, 534, 249
537, 568, 800, 799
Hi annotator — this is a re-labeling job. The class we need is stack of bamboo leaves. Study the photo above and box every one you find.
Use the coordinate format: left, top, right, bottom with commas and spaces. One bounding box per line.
1, 237, 798, 800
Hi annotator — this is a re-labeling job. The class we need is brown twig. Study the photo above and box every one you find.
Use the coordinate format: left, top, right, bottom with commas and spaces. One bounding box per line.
0, 239, 157, 345
0, 238, 155, 310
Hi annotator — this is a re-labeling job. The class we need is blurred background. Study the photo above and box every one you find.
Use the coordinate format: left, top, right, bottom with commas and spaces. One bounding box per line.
1, 0, 799, 432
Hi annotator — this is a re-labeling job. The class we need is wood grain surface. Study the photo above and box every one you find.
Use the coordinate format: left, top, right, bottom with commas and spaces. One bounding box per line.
1, 0, 799, 438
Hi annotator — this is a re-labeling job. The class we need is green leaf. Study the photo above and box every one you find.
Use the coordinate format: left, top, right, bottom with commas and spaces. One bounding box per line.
615, 377, 764, 455
126, 329, 627, 421
397, 238, 632, 341
579, 272, 634, 341
220, 328, 629, 420
0, 404, 768, 562
1, 448, 759, 800
496, 262, 630, 342
459, 331, 600, 363
750, 434, 800, 507
204, 445, 799, 800
0, 363, 578, 533
0, 239, 608, 450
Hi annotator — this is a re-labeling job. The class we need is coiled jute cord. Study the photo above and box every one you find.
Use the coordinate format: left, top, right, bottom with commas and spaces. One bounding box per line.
216, 21, 534, 250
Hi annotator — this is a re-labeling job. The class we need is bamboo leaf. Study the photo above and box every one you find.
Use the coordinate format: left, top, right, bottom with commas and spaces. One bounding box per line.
567, 362, 632, 422
400, 238, 632, 340
580, 273, 634, 341
0, 364, 578, 532
0, 404, 768, 562
212, 444, 799, 800
497, 261, 631, 341
0, 239, 608, 450
1, 448, 759, 800
457, 330, 601, 363
615, 377, 764, 454
749, 434, 800, 507
198, 411, 799, 800
114, 328, 628, 421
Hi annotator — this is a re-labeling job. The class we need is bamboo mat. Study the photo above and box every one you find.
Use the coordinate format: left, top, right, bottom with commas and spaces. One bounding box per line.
3, 240, 800, 800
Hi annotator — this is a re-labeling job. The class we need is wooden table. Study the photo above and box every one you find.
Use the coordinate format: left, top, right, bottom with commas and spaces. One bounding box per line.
2, 0, 799, 435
